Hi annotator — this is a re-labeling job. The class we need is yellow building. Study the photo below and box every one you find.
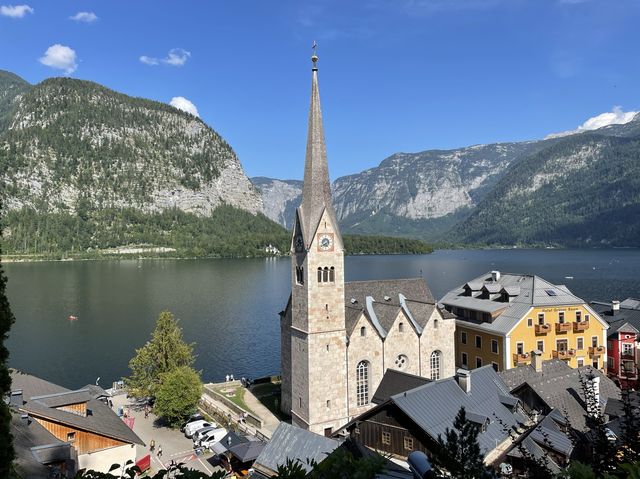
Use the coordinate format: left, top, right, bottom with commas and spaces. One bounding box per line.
440, 271, 609, 372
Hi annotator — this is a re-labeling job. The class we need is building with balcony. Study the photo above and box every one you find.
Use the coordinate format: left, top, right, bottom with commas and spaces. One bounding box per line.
440, 271, 609, 372
591, 298, 640, 388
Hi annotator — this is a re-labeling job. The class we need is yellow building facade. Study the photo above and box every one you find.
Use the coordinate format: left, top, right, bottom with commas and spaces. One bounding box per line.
441, 272, 609, 372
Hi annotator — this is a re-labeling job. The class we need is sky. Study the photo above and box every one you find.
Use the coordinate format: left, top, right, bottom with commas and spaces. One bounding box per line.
1, 0, 639, 180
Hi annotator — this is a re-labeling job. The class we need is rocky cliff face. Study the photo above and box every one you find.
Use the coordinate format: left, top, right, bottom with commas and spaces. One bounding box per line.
250, 177, 302, 229
1, 74, 262, 217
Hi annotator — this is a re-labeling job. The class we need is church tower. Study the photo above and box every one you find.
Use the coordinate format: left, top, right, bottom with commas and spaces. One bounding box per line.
287, 50, 348, 436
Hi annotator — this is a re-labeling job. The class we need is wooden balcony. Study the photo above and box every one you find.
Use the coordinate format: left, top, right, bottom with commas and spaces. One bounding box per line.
555, 322, 572, 333
535, 323, 551, 335
589, 346, 606, 356
513, 353, 530, 365
553, 349, 576, 360
573, 321, 589, 332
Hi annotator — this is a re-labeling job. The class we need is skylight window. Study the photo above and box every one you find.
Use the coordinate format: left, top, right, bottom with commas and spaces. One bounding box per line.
545, 289, 557, 296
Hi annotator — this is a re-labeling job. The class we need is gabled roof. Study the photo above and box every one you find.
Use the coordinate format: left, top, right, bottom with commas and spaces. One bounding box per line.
499, 360, 620, 431
10, 370, 144, 447
440, 272, 588, 334
372, 369, 431, 405
253, 422, 340, 475
591, 299, 640, 336
31, 389, 92, 408
390, 366, 527, 455
344, 278, 439, 338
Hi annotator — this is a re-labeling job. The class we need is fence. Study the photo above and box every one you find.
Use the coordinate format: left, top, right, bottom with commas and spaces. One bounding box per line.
199, 395, 270, 442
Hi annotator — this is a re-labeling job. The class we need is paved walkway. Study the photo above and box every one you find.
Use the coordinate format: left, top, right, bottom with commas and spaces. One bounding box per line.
200, 386, 280, 440
111, 393, 222, 476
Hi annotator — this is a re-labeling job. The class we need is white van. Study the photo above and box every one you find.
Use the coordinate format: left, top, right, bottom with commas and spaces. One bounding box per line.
192, 425, 219, 443
199, 428, 228, 449
184, 420, 213, 438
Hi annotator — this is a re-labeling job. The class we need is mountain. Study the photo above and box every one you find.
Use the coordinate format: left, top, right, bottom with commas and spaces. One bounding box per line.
0, 70, 29, 134
2, 74, 262, 216
256, 114, 640, 247
453, 115, 640, 247
250, 177, 302, 229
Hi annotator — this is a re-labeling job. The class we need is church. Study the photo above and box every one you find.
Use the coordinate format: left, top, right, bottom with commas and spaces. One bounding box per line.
279, 52, 456, 436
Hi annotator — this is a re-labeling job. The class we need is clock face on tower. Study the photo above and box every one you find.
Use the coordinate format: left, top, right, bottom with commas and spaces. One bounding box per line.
294, 235, 304, 253
317, 233, 334, 252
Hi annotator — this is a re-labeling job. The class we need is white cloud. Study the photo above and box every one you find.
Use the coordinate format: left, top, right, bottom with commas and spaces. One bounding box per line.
70, 11, 98, 23
139, 55, 159, 66
546, 106, 639, 139
0, 4, 34, 18
39, 44, 77, 75
169, 97, 199, 117
163, 48, 191, 66
139, 48, 191, 67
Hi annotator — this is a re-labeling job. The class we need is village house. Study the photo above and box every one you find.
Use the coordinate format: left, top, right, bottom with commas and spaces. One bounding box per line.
9, 370, 144, 477
440, 271, 609, 372
591, 298, 640, 388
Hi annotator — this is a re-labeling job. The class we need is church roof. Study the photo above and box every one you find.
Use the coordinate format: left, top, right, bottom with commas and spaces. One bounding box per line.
344, 278, 439, 338
298, 54, 342, 249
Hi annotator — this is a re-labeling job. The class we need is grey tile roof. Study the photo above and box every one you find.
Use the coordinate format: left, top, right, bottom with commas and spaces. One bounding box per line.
390, 366, 527, 455
11, 370, 144, 446
440, 272, 588, 335
32, 389, 92, 408
372, 369, 431, 405
530, 414, 574, 456
499, 360, 620, 431
253, 422, 340, 475
344, 278, 438, 337
11, 413, 65, 478
228, 440, 266, 463
592, 299, 640, 336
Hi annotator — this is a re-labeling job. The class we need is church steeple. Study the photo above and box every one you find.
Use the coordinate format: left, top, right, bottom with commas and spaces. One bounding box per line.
298, 47, 342, 249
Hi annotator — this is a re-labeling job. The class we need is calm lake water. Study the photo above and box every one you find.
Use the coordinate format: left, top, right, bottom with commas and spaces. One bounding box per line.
5, 249, 640, 389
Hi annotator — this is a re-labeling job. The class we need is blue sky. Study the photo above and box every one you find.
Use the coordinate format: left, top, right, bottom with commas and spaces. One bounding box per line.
1, 0, 639, 180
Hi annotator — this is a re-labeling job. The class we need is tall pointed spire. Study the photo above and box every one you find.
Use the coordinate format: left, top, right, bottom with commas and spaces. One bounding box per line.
299, 45, 341, 247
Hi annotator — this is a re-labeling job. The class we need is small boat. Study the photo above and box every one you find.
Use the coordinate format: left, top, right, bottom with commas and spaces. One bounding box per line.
68, 315, 78, 321
564, 276, 574, 280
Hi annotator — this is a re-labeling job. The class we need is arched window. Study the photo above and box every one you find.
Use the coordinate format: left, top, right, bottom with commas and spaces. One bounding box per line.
329, 266, 335, 282
398, 322, 405, 333
430, 351, 442, 381
356, 361, 370, 406
360, 326, 366, 337
295, 266, 304, 285
323, 267, 329, 282
317, 267, 322, 283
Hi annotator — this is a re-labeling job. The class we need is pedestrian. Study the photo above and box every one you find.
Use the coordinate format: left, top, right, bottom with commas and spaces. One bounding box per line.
230, 374, 234, 381
225, 374, 230, 382
157, 445, 162, 458
144, 407, 149, 419
150, 439, 155, 452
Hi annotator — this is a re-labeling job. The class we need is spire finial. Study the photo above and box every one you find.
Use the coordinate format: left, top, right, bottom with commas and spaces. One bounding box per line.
311, 41, 318, 71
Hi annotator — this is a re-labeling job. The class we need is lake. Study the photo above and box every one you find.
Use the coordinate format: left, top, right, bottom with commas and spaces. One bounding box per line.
5, 249, 640, 389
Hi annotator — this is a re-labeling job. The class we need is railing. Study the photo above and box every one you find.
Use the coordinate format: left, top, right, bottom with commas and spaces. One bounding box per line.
535, 323, 551, 334
513, 353, 530, 365
199, 395, 270, 441
555, 322, 572, 333
589, 346, 606, 356
553, 349, 576, 360
573, 321, 589, 332
621, 350, 636, 360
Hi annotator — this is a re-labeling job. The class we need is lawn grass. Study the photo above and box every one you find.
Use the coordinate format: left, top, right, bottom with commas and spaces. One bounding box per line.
208, 384, 254, 414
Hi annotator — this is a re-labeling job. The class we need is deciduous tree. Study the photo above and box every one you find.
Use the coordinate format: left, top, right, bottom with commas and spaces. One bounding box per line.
154, 366, 203, 427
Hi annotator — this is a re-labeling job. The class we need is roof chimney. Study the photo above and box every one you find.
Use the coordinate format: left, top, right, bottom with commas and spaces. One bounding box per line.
456, 368, 471, 393
612, 300, 620, 313
491, 271, 501, 282
531, 350, 543, 373
9, 390, 23, 408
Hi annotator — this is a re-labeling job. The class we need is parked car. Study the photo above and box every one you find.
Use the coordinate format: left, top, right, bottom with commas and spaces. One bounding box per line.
184, 420, 213, 438
192, 424, 219, 443
180, 413, 205, 433
198, 428, 228, 448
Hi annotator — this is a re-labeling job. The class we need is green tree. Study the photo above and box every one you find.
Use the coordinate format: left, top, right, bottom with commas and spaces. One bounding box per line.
432, 406, 492, 479
154, 366, 203, 427
0, 201, 16, 478
125, 311, 194, 398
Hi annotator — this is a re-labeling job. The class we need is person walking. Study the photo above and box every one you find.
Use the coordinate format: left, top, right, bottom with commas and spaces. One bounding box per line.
144, 407, 149, 419
157, 445, 163, 458
150, 439, 155, 452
